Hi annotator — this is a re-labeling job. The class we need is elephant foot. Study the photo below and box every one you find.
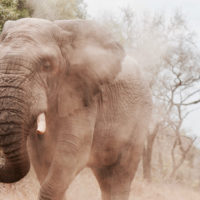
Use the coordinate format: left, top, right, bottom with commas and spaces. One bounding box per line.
39, 182, 67, 200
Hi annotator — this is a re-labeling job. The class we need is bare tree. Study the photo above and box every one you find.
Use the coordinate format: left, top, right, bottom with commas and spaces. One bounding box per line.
150, 12, 200, 180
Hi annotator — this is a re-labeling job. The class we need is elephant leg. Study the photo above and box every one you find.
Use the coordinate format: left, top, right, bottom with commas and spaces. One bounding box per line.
92, 143, 143, 200
28, 133, 55, 185
92, 167, 132, 200
39, 108, 97, 200
39, 134, 93, 200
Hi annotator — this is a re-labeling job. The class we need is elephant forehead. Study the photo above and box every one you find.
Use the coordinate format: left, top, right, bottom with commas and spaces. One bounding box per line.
11, 18, 53, 31
2, 19, 55, 43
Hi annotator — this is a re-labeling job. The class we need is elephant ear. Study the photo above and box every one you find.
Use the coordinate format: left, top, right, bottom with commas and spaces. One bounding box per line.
54, 20, 125, 117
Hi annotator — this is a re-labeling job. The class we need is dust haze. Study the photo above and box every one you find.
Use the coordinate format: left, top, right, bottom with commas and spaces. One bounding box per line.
1, 168, 200, 200
1, 1, 200, 200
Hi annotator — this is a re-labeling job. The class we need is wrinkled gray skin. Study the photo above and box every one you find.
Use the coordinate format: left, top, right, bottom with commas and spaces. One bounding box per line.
0, 18, 152, 200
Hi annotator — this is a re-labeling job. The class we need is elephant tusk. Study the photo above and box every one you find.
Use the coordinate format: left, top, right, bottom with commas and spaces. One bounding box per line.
37, 113, 46, 135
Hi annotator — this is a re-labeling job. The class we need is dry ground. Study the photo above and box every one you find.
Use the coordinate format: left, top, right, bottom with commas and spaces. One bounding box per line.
0, 167, 199, 200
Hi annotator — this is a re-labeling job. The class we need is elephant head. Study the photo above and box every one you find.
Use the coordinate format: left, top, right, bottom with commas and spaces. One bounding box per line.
0, 18, 124, 183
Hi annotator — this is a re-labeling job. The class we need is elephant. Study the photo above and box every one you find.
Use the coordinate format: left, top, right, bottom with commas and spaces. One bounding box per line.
0, 18, 152, 200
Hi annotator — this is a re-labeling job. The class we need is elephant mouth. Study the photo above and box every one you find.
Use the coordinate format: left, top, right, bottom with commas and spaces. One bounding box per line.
37, 112, 46, 135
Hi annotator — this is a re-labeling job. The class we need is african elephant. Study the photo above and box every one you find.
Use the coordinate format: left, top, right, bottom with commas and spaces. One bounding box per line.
0, 18, 152, 200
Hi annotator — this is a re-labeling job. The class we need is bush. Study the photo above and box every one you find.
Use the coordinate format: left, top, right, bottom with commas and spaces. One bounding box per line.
0, 0, 30, 32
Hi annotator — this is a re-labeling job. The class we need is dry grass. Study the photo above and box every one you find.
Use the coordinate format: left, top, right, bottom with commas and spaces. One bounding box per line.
130, 181, 200, 200
0, 167, 200, 200
0, 167, 39, 200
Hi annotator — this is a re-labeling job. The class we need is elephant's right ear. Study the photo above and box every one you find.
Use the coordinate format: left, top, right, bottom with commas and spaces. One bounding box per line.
0, 20, 15, 41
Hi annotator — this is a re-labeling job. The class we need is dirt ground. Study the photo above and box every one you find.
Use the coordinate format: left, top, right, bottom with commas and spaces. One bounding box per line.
0, 167, 200, 200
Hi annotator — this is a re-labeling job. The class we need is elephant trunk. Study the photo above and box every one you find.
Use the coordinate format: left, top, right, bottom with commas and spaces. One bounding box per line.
0, 78, 30, 183
0, 132, 30, 183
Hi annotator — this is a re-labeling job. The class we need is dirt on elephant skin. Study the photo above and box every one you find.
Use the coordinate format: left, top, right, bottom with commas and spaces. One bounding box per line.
0, 167, 199, 200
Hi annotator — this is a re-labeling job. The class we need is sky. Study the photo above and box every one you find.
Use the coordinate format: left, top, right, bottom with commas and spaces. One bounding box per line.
84, 0, 200, 137
84, 0, 200, 35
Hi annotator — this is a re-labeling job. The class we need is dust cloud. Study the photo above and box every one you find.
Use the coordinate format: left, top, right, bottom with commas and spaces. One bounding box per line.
0, 168, 200, 200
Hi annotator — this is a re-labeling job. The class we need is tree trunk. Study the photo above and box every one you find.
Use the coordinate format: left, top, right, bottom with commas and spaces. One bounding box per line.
142, 124, 160, 182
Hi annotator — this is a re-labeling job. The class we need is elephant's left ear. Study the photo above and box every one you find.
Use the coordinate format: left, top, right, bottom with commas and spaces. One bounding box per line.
54, 20, 125, 84
54, 20, 125, 117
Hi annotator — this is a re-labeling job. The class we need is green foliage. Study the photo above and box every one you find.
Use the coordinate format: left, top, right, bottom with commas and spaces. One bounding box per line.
26, 0, 87, 20
0, 0, 30, 32
0, 0, 87, 33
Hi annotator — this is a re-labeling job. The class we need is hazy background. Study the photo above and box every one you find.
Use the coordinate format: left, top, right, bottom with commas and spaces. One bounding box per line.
84, 0, 200, 137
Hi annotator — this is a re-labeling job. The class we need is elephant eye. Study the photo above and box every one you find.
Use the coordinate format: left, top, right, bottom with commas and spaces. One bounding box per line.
42, 60, 53, 72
